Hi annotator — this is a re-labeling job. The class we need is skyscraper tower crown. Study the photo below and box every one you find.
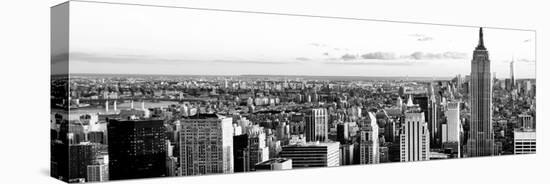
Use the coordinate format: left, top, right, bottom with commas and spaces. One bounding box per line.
476, 27, 486, 50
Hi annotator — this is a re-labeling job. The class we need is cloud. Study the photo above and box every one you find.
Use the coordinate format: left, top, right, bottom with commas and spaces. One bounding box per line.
524, 39, 532, 43
211, 60, 298, 64
309, 43, 327, 47
409, 33, 434, 42
295, 57, 311, 61
324, 60, 419, 66
341, 54, 357, 60
361, 52, 397, 60
407, 51, 468, 60
325, 51, 467, 65
356, 51, 466, 60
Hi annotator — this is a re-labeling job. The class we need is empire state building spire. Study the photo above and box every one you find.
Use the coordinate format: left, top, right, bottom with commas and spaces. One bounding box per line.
476, 27, 486, 50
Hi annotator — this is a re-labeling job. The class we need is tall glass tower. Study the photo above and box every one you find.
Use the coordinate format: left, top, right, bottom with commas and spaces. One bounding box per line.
510, 59, 516, 88
466, 27, 494, 157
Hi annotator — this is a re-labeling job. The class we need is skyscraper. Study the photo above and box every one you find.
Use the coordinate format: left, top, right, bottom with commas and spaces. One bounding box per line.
518, 114, 534, 130
336, 122, 350, 144
247, 125, 269, 170
510, 59, 516, 88
304, 108, 329, 142
442, 101, 461, 157
359, 112, 379, 164
513, 130, 536, 154
68, 142, 94, 181
233, 134, 250, 172
179, 114, 234, 176
413, 95, 438, 147
428, 95, 439, 147
86, 164, 109, 182
339, 144, 355, 165
279, 142, 340, 168
466, 27, 495, 157
400, 112, 430, 162
107, 119, 167, 180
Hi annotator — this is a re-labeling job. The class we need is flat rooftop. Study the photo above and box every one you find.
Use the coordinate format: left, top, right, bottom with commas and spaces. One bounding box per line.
256, 158, 291, 165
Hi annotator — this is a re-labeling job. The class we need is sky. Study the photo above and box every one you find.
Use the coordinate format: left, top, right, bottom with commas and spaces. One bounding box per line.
66, 1, 536, 78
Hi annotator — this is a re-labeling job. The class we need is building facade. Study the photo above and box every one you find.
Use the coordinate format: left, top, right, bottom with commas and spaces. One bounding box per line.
400, 112, 430, 162
513, 130, 536, 154
86, 164, 108, 182
359, 112, 379, 164
179, 114, 234, 176
518, 114, 534, 130
233, 134, 250, 172
466, 28, 495, 157
68, 143, 94, 181
247, 125, 269, 170
442, 101, 461, 157
279, 142, 340, 168
254, 158, 292, 171
107, 119, 167, 180
305, 108, 329, 142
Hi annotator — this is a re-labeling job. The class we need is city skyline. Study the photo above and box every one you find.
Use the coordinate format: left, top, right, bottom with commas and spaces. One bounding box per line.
61, 1, 536, 78
51, 1, 536, 183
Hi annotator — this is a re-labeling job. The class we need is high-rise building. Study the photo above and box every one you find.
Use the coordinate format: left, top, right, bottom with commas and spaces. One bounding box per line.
233, 134, 250, 172
384, 119, 397, 143
359, 112, 379, 164
266, 135, 282, 159
165, 156, 178, 177
87, 131, 104, 144
379, 146, 389, 163
247, 125, 269, 170
413, 96, 428, 122
428, 95, 439, 147
466, 27, 495, 157
164, 139, 178, 177
336, 122, 350, 144
305, 108, 329, 142
275, 122, 291, 141
339, 144, 355, 165
68, 142, 94, 181
179, 114, 234, 176
86, 164, 108, 182
442, 101, 461, 157
413, 94, 438, 147
518, 114, 534, 130
456, 74, 463, 90
505, 78, 513, 91
513, 130, 536, 154
400, 112, 430, 162
279, 142, 340, 168
107, 119, 167, 180
254, 158, 292, 171
510, 59, 516, 88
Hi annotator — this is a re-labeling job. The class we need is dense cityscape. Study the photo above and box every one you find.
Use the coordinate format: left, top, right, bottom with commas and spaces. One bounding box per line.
50, 28, 536, 183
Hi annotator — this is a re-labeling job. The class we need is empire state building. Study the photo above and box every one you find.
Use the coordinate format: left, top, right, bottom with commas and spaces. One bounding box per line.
466, 27, 494, 157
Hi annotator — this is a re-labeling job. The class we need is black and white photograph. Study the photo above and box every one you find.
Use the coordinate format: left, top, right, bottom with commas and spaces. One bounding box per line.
1, 0, 548, 184
50, 1, 537, 183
